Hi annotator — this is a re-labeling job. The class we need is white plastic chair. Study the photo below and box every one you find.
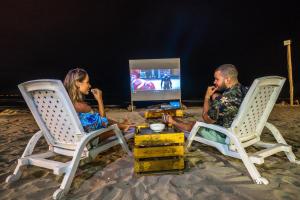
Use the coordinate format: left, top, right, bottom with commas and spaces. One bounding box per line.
186, 76, 300, 184
5, 79, 133, 199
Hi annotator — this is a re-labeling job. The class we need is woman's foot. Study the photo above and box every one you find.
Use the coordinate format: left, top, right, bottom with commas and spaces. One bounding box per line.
120, 124, 136, 132
119, 119, 136, 132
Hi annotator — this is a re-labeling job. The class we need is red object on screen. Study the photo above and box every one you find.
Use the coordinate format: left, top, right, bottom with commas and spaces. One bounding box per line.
131, 69, 155, 91
132, 78, 155, 90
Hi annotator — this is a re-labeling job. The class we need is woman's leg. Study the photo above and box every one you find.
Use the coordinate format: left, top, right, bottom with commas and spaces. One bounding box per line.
108, 118, 135, 132
98, 130, 117, 140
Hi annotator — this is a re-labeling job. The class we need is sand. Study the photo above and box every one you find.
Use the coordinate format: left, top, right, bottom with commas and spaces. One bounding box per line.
0, 106, 300, 200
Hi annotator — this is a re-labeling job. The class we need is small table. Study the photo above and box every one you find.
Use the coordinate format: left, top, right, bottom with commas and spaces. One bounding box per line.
133, 125, 185, 174
144, 109, 184, 119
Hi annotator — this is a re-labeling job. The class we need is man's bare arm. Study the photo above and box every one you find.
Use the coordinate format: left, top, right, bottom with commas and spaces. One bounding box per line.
202, 86, 216, 124
202, 97, 216, 124
172, 118, 195, 132
165, 116, 195, 132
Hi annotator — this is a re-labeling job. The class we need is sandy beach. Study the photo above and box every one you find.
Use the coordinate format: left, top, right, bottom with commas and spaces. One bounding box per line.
0, 106, 300, 200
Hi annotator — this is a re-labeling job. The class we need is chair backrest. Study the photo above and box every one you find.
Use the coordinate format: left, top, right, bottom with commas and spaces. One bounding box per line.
19, 79, 85, 150
230, 76, 285, 143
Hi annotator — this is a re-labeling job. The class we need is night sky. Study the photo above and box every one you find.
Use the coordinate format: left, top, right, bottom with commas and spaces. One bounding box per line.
1, 1, 299, 104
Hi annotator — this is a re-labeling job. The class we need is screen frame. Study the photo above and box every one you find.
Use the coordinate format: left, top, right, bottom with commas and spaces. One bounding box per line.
129, 58, 181, 102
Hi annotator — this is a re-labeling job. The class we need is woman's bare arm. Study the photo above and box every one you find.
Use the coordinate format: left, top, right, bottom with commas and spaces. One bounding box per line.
91, 88, 105, 117
74, 102, 92, 113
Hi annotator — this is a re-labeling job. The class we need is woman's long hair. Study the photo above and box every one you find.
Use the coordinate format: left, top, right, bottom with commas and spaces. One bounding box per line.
63, 68, 88, 103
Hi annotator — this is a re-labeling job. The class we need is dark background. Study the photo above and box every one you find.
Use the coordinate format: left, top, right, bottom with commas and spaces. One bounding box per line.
0, 1, 299, 105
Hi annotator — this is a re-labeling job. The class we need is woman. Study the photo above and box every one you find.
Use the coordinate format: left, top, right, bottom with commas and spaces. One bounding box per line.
64, 68, 132, 140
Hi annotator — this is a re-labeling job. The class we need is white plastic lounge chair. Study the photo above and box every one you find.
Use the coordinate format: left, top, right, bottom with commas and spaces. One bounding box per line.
5, 79, 133, 199
186, 76, 300, 184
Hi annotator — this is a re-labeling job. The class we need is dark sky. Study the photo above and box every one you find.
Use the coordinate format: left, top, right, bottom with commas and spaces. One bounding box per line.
0, 1, 299, 104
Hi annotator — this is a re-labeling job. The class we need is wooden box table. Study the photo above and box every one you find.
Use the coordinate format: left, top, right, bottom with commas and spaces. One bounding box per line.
134, 125, 185, 174
144, 109, 184, 119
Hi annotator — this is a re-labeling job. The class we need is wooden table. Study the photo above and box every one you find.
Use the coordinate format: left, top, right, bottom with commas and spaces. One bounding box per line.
144, 109, 184, 119
134, 125, 185, 174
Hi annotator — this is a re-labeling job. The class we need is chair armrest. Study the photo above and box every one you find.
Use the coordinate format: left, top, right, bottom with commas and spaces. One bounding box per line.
192, 121, 239, 143
81, 124, 117, 143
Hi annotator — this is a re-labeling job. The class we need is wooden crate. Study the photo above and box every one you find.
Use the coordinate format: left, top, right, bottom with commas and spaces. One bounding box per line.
144, 109, 184, 119
134, 157, 184, 173
134, 126, 185, 174
135, 132, 184, 147
134, 145, 184, 159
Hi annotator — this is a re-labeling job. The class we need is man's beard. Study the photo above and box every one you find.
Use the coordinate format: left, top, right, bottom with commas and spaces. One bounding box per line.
216, 81, 227, 93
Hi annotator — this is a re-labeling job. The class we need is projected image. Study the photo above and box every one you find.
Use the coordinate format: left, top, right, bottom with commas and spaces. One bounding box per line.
130, 69, 180, 92
129, 58, 181, 101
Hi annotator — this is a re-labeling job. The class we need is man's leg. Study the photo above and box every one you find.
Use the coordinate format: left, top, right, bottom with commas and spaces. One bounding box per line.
197, 127, 226, 144
108, 118, 135, 132
165, 115, 226, 144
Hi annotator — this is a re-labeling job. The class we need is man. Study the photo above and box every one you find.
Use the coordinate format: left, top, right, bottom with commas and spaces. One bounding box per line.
161, 73, 172, 90
165, 64, 247, 144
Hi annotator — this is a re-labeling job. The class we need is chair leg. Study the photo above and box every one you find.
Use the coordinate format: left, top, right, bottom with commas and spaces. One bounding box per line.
53, 170, 76, 200
6, 131, 43, 183
266, 122, 300, 164
113, 125, 132, 156
53, 144, 85, 200
6, 162, 24, 183
240, 152, 269, 184
233, 138, 269, 184
185, 123, 200, 151
53, 167, 79, 200
53, 126, 133, 199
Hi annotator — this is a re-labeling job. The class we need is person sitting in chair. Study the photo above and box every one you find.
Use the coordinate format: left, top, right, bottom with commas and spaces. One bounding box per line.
164, 64, 247, 144
64, 68, 133, 141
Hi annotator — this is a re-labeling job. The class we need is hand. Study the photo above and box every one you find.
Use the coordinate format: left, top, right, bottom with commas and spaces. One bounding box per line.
163, 114, 175, 125
91, 88, 103, 101
205, 86, 217, 99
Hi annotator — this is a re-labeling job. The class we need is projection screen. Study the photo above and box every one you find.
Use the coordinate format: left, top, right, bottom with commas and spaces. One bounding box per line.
129, 58, 181, 102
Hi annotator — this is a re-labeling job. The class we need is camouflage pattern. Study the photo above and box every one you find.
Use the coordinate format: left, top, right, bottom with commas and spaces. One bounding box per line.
207, 83, 247, 128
